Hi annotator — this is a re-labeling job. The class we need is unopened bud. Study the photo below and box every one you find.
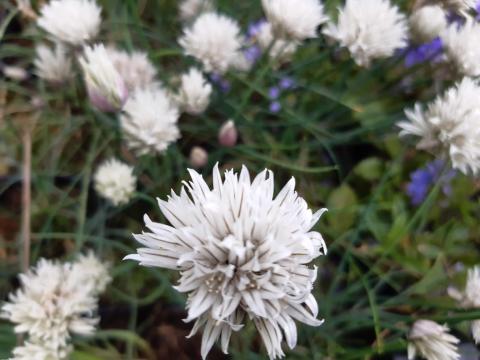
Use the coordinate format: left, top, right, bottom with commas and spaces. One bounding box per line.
3, 66, 28, 81
218, 120, 238, 147
189, 146, 208, 168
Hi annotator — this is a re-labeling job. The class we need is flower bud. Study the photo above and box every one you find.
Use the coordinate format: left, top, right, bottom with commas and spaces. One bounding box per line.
189, 146, 208, 168
80, 44, 129, 112
218, 120, 238, 147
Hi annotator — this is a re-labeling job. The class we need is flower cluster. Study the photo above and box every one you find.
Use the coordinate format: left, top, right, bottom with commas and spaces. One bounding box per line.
94, 158, 137, 206
1, 254, 111, 359
126, 165, 327, 359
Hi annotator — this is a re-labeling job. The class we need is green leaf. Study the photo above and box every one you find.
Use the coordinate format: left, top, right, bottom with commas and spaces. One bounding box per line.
353, 157, 384, 181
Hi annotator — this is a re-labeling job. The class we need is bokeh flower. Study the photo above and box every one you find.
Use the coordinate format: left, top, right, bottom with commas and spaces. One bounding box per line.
120, 86, 180, 155
34, 43, 72, 84
179, 12, 243, 73
442, 20, 480, 77
37, 0, 101, 45
126, 164, 327, 359
176, 67, 212, 115
398, 77, 480, 175
323, 0, 408, 67
409, 5, 447, 43
179, 0, 213, 22
106, 47, 157, 92
218, 120, 238, 147
80, 44, 129, 112
408, 320, 460, 360
261, 0, 327, 41
94, 158, 136, 206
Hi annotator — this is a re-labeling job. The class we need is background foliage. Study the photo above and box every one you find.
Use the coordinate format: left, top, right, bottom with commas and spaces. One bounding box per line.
1, 0, 480, 359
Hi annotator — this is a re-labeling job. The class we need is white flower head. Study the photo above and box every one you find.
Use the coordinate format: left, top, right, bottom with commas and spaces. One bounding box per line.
408, 320, 460, 360
261, 0, 327, 41
71, 251, 112, 295
11, 340, 72, 360
179, 0, 214, 21
409, 5, 447, 43
398, 77, 480, 175
323, 0, 408, 67
443, 20, 480, 77
176, 67, 212, 115
93, 158, 136, 206
1, 259, 99, 353
37, 0, 101, 45
448, 266, 480, 343
80, 44, 129, 112
120, 86, 180, 156
125, 164, 328, 359
106, 47, 157, 91
179, 12, 243, 73
256, 21, 298, 61
34, 43, 72, 84
2, 66, 28, 81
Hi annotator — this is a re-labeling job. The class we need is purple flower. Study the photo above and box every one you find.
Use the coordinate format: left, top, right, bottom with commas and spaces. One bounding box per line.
405, 37, 443, 67
247, 19, 267, 40
269, 101, 281, 113
244, 45, 262, 64
406, 159, 456, 205
209, 73, 230, 93
279, 77, 295, 90
268, 86, 281, 100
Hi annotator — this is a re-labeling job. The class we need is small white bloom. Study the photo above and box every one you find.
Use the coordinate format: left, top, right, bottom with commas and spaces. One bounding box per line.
398, 77, 480, 175
2, 65, 28, 81
218, 119, 238, 147
72, 251, 112, 295
106, 47, 157, 91
323, 0, 408, 67
262, 0, 327, 41
1, 259, 99, 353
93, 158, 136, 206
126, 164, 328, 359
256, 21, 298, 61
34, 43, 72, 84
37, 0, 101, 45
408, 320, 460, 360
409, 5, 447, 43
443, 20, 480, 77
448, 266, 480, 343
80, 44, 129, 112
176, 68, 212, 115
120, 86, 180, 155
179, 0, 214, 21
12, 340, 72, 360
179, 12, 243, 73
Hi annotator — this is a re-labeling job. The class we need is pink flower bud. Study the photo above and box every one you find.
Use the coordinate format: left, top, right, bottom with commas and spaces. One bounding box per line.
218, 120, 238, 147
87, 80, 129, 112
189, 146, 208, 168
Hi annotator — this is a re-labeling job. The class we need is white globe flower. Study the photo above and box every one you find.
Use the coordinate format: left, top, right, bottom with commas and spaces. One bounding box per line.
71, 251, 112, 295
80, 44, 129, 112
106, 47, 157, 91
179, 0, 214, 21
261, 0, 327, 41
120, 86, 180, 155
443, 20, 480, 77
179, 12, 243, 73
176, 67, 212, 115
398, 77, 480, 175
93, 158, 136, 206
256, 21, 298, 61
37, 0, 101, 45
323, 0, 408, 67
408, 320, 460, 360
11, 340, 72, 360
34, 43, 72, 84
1, 259, 99, 353
126, 164, 328, 359
409, 5, 447, 43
